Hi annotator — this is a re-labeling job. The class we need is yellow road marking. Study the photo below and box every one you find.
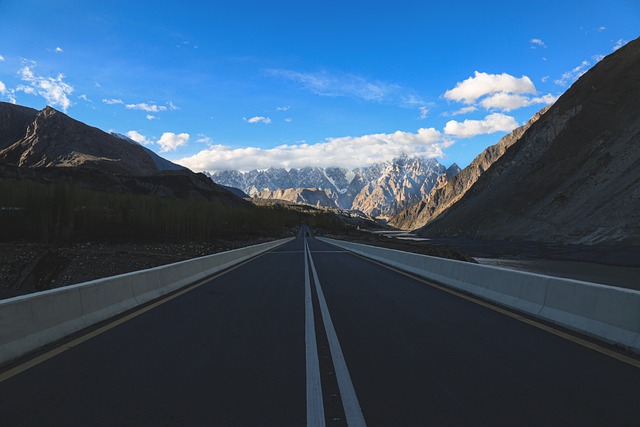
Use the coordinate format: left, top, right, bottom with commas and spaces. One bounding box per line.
347, 251, 640, 369
0, 253, 268, 383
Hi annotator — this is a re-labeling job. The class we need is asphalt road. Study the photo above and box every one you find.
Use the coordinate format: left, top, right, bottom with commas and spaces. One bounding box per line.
1, 233, 639, 426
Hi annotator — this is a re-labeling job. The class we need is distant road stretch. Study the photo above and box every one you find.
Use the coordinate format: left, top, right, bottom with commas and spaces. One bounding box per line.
1, 230, 639, 426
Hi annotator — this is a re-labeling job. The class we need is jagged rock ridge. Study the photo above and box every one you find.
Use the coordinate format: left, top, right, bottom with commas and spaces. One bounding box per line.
208, 155, 453, 217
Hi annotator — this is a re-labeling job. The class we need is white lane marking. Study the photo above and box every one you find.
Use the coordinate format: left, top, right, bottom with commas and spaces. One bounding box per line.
304, 237, 325, 427
306, 240, 367, 427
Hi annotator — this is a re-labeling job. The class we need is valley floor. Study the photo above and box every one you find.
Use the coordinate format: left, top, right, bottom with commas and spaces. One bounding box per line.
0, 237, 282, 300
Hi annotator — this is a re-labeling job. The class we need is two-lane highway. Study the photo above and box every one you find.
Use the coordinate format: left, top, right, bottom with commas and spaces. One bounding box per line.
1, 233, 639, 426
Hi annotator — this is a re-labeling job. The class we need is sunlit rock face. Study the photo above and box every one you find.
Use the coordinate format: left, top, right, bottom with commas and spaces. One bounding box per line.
208, 155, 452, 217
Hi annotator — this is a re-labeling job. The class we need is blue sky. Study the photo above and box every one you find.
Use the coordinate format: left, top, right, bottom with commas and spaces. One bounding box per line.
0, 0, 637, 171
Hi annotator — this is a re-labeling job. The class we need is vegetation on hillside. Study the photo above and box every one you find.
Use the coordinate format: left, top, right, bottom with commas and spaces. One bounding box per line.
0, 178, 346, 242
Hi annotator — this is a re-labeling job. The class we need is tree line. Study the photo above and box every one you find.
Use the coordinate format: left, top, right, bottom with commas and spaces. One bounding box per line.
0, 178, 345, 242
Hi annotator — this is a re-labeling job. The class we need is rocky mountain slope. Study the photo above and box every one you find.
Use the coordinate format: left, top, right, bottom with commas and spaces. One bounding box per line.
254, 188, 339, 208
0, 102, 244, 204
419, 37, 640, 245
390, 106, 549, 230
209, 155, 454, 217
0, 105, 158, 176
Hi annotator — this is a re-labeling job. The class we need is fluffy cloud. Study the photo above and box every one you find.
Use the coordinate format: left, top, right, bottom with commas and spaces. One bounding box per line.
146, 114, 157, 120
157, 132, 189, 152
102, 98, 124, 105
126, 130, 153, 145
613, 39, 627, 51
176, 128, 447, 172
530, 38, 546, 48
0, 55, 4, 61
0, 81, 6, 93
444, 71, 556, 113
126, 102, 168, 113
267, 68, 424, 107
555, 60, 590, 86
479, 93, 558, 112
196, 135, 213, 144
55, 47, 63, 53
444, 72, 536, 104
444, 113, 519, 138
443, 106, 478, 117
17, 63, 74, 112
244, 116, 272, 124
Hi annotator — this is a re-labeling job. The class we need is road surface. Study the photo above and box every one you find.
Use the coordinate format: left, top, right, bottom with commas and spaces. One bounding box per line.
1, 232, 639, 426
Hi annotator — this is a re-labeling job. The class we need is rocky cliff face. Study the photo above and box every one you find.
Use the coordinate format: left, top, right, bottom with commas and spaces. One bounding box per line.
418, 37, 640, 245
0, 103, 244, 205
389, 107, 549, 230
254, 188, 339, 208
350, 156, 446, 217
0, 105, 158, 176
209, 155, 451, 217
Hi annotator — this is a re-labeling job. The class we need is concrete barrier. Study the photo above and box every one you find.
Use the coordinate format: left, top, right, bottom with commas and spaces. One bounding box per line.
0, 238, 293, 366
319, 237, 640, 353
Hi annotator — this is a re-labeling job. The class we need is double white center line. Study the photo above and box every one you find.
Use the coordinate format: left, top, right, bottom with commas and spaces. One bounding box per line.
304, 237, 366, 427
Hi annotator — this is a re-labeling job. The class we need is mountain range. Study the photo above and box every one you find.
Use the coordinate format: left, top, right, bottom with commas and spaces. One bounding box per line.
208, 155, 461, 218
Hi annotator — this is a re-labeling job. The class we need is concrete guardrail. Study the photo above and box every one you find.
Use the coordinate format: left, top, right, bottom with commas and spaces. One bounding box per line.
318, 237, 640, 353
0, 238, 294, 366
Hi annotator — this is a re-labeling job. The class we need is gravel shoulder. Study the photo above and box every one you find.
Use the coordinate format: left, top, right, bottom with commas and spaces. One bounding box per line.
0, 237, 283, 300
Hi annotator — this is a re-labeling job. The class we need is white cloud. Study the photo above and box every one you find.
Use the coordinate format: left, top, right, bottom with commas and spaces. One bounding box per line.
17, 63, 74, 112
267, 69, 424, 107
0, 55, 4, 61
479, 92, 557, 111
157, 132, 189, 152
146, 114, 157, 120
530, 38, 547, 48
598, 26, 606, 32
613, 39, 627, 51
244, 116, 272, 124
102, 98, 123, 105
419, 106, 429, 119
196, 134, 213, 144
444, 113, 519, 138
555, 60, 590, 86
284, 118, 293, 123
444, 71, 536, 104
176, 128, 448, 172
126, 130, 153, 145
55, 47, 63, 53
78, 94, 91, 102
276, 106, 290, 111
541, 76, 549, 83
443, 106, 478, 117
126, 102, 168, 113
0, 81, 6, 93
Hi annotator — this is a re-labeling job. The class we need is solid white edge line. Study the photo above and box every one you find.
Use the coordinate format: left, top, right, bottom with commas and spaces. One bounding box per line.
305, 237, 325, 427
307, 240, 367, 427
